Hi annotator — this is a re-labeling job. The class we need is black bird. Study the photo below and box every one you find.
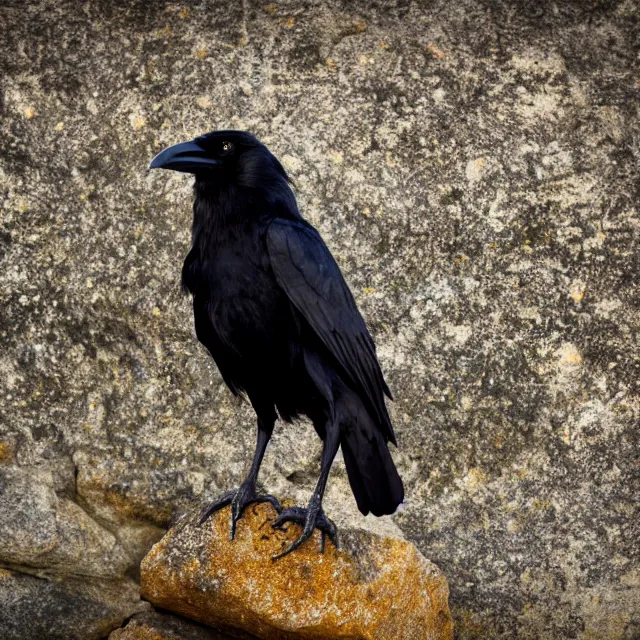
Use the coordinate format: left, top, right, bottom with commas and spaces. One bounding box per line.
150, 131, 403, 558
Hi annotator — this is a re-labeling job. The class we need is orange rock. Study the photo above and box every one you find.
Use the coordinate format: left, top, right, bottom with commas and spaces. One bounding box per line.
141, 504, 453, 640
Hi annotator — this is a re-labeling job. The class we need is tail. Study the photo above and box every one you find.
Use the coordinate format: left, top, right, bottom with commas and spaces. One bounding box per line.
337, 389, 404, 517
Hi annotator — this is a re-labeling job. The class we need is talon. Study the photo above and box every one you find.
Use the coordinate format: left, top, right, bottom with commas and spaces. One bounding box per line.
199, 485, 281, 539
270, 504, 338, 560
255, 494, 283, 513
271, 506, 305, 530
199, 490, 234, 525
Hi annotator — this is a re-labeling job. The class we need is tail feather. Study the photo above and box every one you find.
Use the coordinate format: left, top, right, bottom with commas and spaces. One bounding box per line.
338, 390, 404, 516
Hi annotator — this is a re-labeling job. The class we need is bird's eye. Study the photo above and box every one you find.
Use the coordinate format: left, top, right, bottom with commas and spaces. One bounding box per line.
221, 141, 233, 154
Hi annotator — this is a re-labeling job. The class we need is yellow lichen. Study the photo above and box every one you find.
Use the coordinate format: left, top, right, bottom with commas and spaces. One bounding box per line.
78, 462, 173, 524
558, 343, 582, 366
427, 43, 447, 59
0, 441, 14, 463
569, 280, 586, 304
465, 467, 487, 491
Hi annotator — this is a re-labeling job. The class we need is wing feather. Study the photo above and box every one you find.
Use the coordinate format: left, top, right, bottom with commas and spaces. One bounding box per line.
267, 219, 396, 445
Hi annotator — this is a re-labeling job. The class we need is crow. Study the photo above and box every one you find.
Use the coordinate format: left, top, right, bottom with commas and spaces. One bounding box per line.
150, 131, 403, 558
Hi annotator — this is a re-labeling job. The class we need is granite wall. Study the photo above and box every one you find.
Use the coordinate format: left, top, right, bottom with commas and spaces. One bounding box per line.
0, 1, 638, 638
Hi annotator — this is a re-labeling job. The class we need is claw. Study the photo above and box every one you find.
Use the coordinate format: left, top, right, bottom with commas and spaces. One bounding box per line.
253, 494, 282, 511
199, 483, 281, 540
199, 490, 234, 525
271, 503, 338, 560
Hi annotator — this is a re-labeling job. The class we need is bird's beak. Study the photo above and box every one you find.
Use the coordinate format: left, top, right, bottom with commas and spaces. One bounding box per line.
149, 140, 220, 173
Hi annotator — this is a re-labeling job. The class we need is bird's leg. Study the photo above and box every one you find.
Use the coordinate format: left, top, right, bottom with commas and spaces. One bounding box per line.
272, 422, 339, 559
199, 418, 281, 539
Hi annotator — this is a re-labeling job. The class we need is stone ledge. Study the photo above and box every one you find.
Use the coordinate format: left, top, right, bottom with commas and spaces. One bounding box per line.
141, 503, 453, 640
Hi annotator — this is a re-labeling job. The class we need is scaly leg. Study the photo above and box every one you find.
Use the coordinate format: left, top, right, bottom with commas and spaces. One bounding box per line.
272, 421, 339, 559
199, 417, 280, 539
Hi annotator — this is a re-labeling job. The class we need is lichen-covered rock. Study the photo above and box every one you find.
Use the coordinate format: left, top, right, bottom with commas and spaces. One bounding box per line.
141, 504, 453, 640
110, 609, 234, 640
0, 568, 146, 640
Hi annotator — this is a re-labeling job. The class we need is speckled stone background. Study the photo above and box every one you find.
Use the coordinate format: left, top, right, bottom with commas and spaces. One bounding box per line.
0, 1, 638, 638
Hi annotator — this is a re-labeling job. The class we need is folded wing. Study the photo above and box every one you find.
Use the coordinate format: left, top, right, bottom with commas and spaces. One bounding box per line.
266, 219, 396, 445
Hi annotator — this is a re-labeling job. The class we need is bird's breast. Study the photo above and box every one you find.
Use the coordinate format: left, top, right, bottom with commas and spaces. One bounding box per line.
183, 228, 264, 292
184, 232, 286, 323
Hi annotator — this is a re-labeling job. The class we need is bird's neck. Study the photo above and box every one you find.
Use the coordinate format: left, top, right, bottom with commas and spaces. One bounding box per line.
191, 179, 300, 243
191, 182, 247, 240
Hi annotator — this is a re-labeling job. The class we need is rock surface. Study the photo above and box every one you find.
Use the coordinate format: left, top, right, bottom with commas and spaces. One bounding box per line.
0, 465, 132, 577
0, 464, 149, 639
110, 609, 234, 640
141, 504, 453, 640
0, 568, 145, 640
1, 1, 639, 638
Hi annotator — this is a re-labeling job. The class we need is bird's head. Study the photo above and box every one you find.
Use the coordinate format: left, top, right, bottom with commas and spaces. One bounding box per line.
149, 130, 291, 193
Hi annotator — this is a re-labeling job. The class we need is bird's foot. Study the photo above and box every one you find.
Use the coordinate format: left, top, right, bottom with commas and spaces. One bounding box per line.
271, 497, 338, 560
199, 481, 281, 540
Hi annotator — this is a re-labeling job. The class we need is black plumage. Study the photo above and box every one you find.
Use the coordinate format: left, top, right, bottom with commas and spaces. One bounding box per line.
150, 131, 403, 557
